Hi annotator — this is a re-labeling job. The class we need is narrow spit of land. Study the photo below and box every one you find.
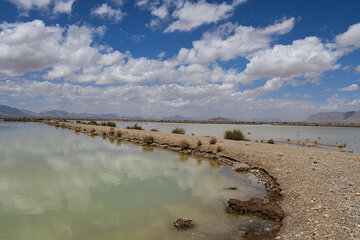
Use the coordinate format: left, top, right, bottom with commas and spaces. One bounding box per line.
45, 121, 359, 240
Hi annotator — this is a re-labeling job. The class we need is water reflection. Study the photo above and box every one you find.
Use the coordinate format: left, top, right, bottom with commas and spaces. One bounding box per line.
0, 122, 270, 240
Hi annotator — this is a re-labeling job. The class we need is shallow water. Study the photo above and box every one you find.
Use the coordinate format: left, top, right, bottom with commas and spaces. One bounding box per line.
0, 122, 272, 240
111, 121, 360, 153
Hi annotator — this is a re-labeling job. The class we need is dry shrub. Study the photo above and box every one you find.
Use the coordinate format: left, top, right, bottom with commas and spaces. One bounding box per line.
116, 130, 122, 137
108, 128, 115, 136
179, 140, 190, 150
197, 140, 202, 147
210, 137, 217, 144
216, 146, 223, 152
172, 127, 185, 134
143, 135, 154, 145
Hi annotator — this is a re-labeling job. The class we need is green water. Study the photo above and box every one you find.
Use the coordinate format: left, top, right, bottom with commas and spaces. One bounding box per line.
0, 122, 272, 240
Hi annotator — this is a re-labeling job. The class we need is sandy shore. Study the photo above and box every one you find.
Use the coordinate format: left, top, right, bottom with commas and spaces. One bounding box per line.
45, 121, 360, 239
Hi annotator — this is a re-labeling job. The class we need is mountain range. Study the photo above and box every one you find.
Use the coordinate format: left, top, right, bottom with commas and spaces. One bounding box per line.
0, 105, 121, 119
306, 111, 360, 123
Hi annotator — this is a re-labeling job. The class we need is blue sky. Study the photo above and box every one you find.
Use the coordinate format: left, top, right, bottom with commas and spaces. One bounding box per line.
0, 0, 359, 120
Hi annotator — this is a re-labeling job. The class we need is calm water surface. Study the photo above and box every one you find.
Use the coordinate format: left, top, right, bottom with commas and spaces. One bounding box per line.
0, 122, 272, 240
112, 121, 360, 153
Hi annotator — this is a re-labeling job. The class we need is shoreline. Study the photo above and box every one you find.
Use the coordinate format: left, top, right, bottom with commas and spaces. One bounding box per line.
2, 116, 360, 128
43, 121, 360, 239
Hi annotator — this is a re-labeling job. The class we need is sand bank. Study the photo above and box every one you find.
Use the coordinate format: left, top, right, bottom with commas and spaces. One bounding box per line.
44, 121, 360, 239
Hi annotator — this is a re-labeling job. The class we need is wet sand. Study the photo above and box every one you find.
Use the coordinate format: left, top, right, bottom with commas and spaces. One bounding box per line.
44, 121, 360, 239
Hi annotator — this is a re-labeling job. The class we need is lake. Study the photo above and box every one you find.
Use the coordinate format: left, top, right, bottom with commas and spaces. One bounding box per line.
0, 122, 273, 240
110, 121, 360, 153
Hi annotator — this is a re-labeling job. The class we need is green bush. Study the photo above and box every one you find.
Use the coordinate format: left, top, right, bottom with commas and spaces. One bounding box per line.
107, 122, 116, 127
172, 127, 186, 134
126, 123, 143, 130
224, 129, 248, 141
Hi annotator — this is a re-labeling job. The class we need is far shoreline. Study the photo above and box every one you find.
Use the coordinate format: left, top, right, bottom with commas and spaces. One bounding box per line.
1, 116, 360, 128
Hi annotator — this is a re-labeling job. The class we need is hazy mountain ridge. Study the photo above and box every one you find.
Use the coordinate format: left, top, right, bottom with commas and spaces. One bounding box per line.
0, 105, 121, 119
0, 105, 33, 117
306, 111, 360, 123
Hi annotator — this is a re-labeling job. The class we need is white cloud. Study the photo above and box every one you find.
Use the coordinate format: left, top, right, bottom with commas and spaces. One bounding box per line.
176, 18, 295, 65
6, 0, 52, 10
1, 19, 360, 120
337, 84, 359, 92
355, 65, 360, 74
151, 4, 168, 19
164, 0, 246, 33
53, 0, 75, 14
92, 3, 124, 22
336, 22, 360, 49
240, 36, 341, 84
7, 0, 75, 14
0, 20, 64, 76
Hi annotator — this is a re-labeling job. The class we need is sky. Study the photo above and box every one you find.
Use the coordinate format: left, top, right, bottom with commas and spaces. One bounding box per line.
0, 0, 359, 120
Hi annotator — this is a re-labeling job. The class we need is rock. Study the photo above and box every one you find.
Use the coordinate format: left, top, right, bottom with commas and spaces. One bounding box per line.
173, 218, 194, 229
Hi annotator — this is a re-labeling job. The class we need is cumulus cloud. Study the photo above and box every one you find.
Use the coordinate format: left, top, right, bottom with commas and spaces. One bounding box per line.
0, 20, 64, 76
337, 84, 359, 92
1, 18, 360, 119
6, 0, 75, 14
6, 0, 52, 10
151, 4, 168, 19
53, 0, 75, 14
92, 3, 124, 22
336, 22, 360, 49
165, 0, 246, 32
176, 18, 295, 65
240, 36, 341, 84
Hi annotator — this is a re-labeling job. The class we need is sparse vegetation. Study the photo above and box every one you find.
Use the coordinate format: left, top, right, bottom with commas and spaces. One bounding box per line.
179, 140, 190, 150
224, 129, 248, 141
172, 127, 185, 134
210, 137, 217, 144
216, 146, 223, 152
116, 130, 122, 137
143, 135, 154, 145
268, 139, 274, 144
108, 128, 115, 136
89, 121, 98, 125
197, 140, 202, 147
150, 128, 159, 132
90, 128, 96, 133
126, 123, 143, 130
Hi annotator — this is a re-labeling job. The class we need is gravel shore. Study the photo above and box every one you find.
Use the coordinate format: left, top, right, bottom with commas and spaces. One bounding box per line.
46, 121, 360, 239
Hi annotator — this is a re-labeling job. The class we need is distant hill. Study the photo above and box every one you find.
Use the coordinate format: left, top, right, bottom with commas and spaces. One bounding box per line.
306, 111, 360, 123
208, 117, 230, 121
163, 114, 191, 120
0, 105, 120, 119
0, 105, 33, 117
